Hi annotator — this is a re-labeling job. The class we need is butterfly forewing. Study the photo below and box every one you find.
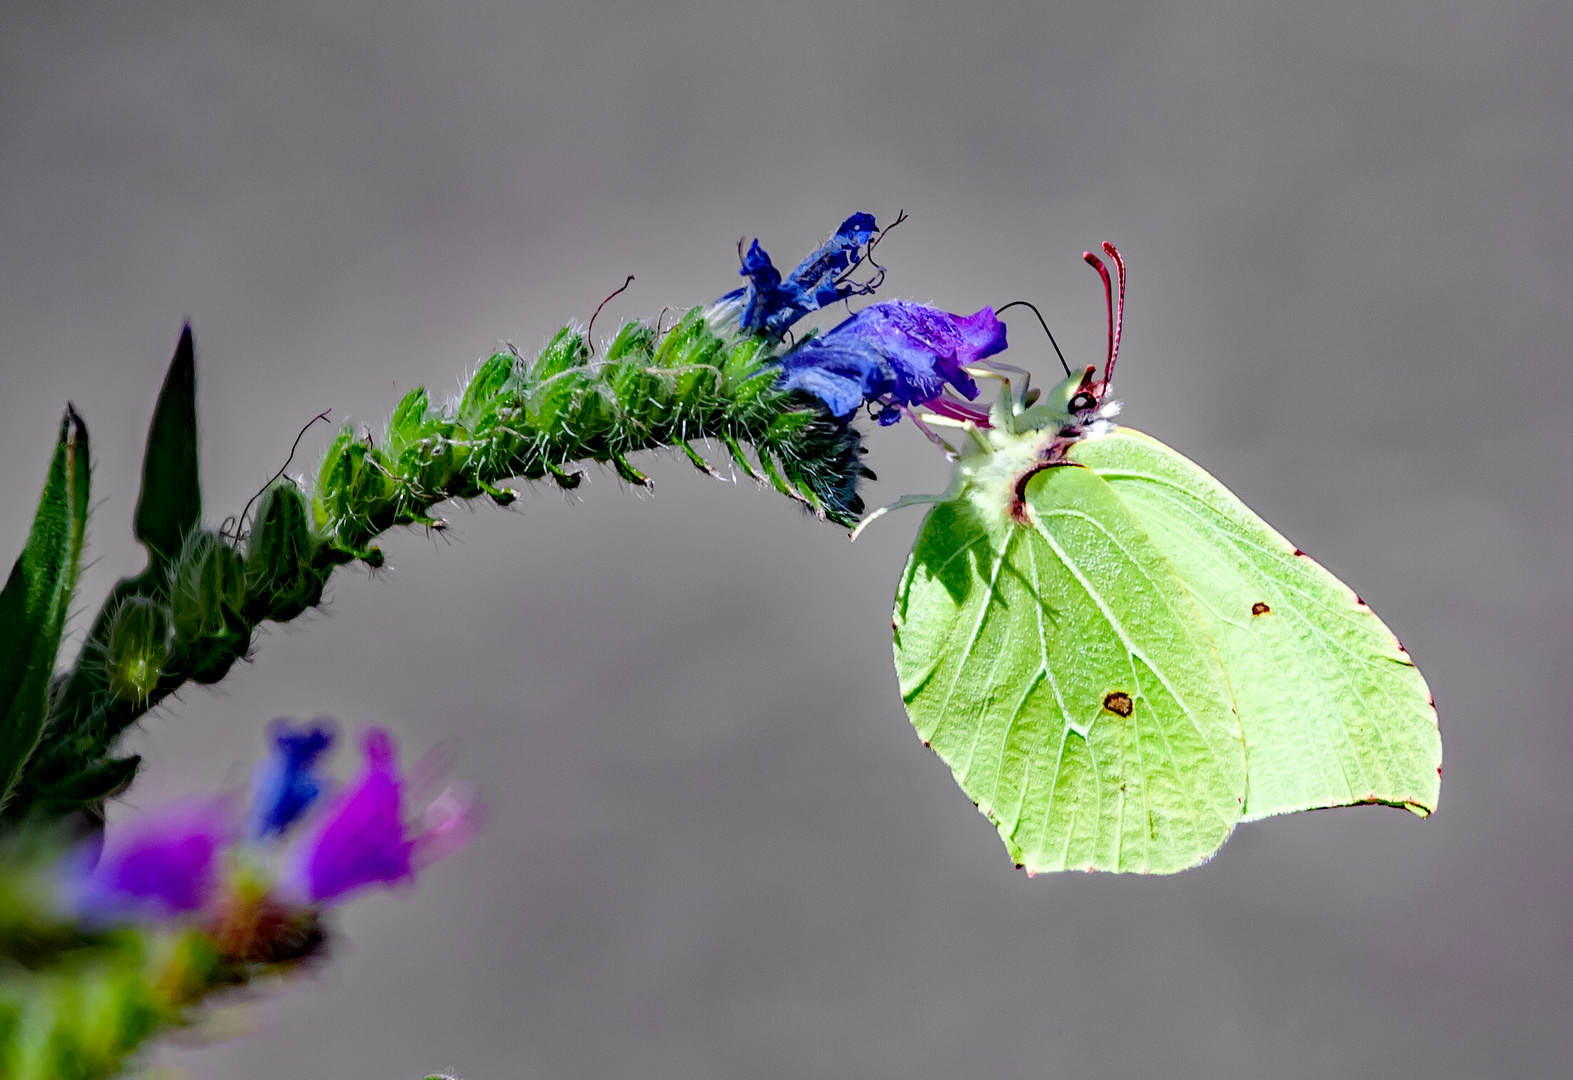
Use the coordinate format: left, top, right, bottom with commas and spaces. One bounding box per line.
1069, 428, 1441, 822
894, 463, 1245, 874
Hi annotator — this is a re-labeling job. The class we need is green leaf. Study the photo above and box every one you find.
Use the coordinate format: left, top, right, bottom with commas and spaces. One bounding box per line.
1069, 428, 1441, 821
895, 463, 1245, 874
19, 329, 202, 814
20, 755, 141, 816
0, 408, 90, 805
49, 326, 202, 715
133, 324, 201, 569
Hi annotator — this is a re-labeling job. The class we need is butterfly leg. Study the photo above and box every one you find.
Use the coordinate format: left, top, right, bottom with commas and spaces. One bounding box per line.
849, 492, 949, 541
903, 406, 962, 458
964, 364, 1042, 428
922, 413, 994, 455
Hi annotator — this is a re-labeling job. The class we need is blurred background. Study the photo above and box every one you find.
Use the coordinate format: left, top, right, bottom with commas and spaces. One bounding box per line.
1, 1, 1568, 1077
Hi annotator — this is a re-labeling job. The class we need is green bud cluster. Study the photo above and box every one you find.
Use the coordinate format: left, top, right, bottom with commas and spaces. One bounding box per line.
313, 308, 871, 560
5, 311, 872, 823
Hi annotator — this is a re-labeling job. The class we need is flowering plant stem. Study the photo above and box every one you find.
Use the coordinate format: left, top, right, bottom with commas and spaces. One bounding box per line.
5, 307, 871, 826
0, 214, 943, 1079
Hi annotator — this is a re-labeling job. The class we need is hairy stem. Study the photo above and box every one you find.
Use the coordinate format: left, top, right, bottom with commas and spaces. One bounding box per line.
9, 309, 871, 823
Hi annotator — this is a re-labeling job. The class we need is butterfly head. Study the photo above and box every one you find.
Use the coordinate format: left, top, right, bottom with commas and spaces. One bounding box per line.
1042, 365, 1102, 420
995, 243, 1126, 439
854, 244, 1127, 538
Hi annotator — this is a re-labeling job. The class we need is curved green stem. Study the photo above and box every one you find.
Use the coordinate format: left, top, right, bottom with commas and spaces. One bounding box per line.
7, 310, 872, 823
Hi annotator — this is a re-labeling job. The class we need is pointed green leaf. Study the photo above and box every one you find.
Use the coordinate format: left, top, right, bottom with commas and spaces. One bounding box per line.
133, 324, 201, 568
24, 329, 202, 809
1069, 428, 1441, 820
0, 408, 90, 804
895, 463, 1245, 874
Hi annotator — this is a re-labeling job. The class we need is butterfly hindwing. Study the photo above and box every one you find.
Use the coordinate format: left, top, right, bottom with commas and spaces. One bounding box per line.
1069, 428, 1441, 822
894, 461, 1246, 874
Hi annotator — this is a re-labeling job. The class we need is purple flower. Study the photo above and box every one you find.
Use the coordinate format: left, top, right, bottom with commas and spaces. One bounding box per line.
720, 213, 881, 338
775, 301, 1008, 424
287, 728, 479, 904
58, 797, 235, 922
248, 718, 336, 840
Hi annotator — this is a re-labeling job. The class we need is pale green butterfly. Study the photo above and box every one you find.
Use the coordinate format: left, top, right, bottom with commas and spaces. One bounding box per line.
860, 244, 1440, 874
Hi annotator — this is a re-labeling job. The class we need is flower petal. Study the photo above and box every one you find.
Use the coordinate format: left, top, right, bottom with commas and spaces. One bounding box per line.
59, 796, 235, 922
286, 728, 481, 905
724, 214, 882, 338
248, 717, 336, 840
292, 728, 412, 903
775, 302, 1008, 422
412, 784, 484, 868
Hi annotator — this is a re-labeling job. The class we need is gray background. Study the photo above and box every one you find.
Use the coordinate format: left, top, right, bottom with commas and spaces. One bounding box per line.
1, 1, 1568, 1077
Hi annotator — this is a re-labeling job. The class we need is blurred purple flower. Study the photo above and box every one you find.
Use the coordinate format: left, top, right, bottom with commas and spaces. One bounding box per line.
58, 797, 235, 922
288, 728, 480, 904
720, 213, 881, 338
248, 717, 336, 840
775, 301, 1008, 424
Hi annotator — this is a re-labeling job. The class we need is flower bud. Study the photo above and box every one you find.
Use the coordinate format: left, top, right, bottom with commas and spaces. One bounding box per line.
313, 432, 397, 548
245, 483, 321, 622
170, 531, 251, 683
107, 595, 169, 701
171, 531, 246, 643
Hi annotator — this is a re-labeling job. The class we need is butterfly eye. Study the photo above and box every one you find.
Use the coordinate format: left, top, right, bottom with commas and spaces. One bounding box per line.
1068, 391, 1098, 413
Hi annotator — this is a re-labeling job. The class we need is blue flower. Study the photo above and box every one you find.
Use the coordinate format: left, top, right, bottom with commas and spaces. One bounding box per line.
58, 797, 235, 922
720, 213, 881, 338
775, 301, 1008, 424
248, 718, 336, 840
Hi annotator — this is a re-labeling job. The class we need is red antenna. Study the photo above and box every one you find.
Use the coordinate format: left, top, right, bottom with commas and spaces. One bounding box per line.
1082, 242, 1126, 396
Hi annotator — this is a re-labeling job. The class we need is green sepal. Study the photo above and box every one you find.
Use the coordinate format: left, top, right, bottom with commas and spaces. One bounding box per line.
531, 327, 587, 381
546, 462, 583, 490
246, 483, 323, 622
382, 386, 434, 464
312, 430, 398, 553
608, 452, 651, 487
456, 352, 516, 429
170, 531, 246, 644
679, 441, 720, 476
105, 597, 169, 704
604, 320, 654, 362
763, 409, 815, 441
720, 431, 766, 483
0, 408, 90, 806
168, 532, 249, 684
